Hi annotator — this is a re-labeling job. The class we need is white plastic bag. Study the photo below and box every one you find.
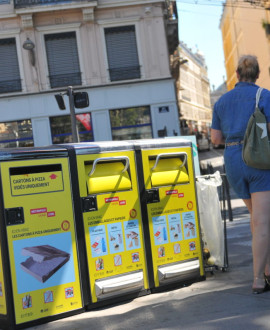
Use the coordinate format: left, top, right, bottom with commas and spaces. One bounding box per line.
196, 171, 224, 268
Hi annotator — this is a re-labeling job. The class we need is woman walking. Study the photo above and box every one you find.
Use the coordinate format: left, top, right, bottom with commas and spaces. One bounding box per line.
211, 55, 270, 294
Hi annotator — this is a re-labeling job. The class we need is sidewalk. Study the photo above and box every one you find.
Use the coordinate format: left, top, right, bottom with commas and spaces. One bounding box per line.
28, 214, 270, 330
26, 192, 270, 330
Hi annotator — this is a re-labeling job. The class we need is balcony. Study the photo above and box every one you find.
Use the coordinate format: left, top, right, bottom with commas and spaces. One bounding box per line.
14, 0, 95, 9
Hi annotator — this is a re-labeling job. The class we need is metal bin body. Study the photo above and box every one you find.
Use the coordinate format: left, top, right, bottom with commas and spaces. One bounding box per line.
66, 142, 149, 307
133, 138, 205, 291
0, 147, 83, 329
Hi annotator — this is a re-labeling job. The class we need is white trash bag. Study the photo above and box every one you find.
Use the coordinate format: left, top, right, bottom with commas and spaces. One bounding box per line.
196, 171, 224, 268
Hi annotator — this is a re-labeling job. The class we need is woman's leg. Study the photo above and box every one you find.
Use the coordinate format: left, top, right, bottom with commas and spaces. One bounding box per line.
243, 199, 252, 214
243, 198, 253, 232
250, 191, 270, 289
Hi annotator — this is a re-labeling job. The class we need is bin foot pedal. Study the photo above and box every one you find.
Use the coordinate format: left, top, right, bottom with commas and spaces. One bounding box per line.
95, 271, 144, 300
158, 259, 200, 283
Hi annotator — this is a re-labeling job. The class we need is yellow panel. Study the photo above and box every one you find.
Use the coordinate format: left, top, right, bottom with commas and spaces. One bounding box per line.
85, 162, 132, 194
141, 147, 205, 287
150, 158, 189, 187
77, 150, 149, 303
0, 244, 7, 315
1, 158, 83, 325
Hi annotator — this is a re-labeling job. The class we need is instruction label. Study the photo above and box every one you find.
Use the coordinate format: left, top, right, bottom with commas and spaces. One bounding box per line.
11, 171, 64, 196
152, 216, 168, 245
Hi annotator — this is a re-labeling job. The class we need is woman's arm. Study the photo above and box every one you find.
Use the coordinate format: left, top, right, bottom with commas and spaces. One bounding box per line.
211, 128, 225, 145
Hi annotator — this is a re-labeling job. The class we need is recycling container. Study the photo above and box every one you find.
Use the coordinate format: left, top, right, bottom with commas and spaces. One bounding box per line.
0, 147, 85, 329
133, 138, 205, 291
63, 142, 150, 309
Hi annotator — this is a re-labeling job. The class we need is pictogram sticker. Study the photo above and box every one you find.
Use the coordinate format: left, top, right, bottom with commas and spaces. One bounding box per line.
65, 287, 74, 299
30, 208, 47, 215
61, 220, 70, 231
129, 209, 137, 218
187, 201, 193, 210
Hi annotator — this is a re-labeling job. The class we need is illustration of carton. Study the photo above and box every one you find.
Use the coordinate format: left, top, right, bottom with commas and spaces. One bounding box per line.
20, 245, 70, 283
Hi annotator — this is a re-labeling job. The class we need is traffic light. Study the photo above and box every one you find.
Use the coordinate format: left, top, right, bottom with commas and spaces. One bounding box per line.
74, 92, 89, 109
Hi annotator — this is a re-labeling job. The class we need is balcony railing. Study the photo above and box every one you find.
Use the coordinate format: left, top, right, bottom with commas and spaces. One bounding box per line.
0, 79, 22, 94
14, 0, 91, 9
108, 66, 141, 82
49, 73, 82, 89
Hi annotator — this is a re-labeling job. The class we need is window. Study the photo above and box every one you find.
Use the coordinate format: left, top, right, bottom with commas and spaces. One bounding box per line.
105, 26, 140, 81
0, 120, 33, 148
0, 0, 10, 3
110, 106, 152, 140
0, 38, 21, 94
45, 32, 81, 88
50, 113, 93, 144
181, 89, 191, 102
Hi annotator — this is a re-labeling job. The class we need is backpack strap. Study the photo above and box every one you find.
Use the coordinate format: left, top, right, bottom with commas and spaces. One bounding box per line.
256, 87, 263, 108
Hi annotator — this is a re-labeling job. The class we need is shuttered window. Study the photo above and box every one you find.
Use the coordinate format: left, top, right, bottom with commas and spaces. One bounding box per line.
105, 26, 140, 81
45, 32, 81, 88
0, 38, 21, 94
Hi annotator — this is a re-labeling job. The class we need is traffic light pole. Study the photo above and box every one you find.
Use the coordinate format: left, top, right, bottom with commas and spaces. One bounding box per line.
67, 86, 79, 143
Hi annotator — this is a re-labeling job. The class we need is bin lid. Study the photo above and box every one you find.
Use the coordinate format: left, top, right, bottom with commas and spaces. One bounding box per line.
132, 138, 192, 150
60, 141, 133, 155
0, 146, 68, 161
61, 139, 192, 154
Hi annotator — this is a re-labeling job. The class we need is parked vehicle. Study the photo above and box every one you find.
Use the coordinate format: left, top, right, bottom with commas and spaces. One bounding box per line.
213, 143, 225, 149
197, 134, 212, 151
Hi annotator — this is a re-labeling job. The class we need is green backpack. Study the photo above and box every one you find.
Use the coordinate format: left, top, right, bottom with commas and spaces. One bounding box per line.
242, 87, 270, 169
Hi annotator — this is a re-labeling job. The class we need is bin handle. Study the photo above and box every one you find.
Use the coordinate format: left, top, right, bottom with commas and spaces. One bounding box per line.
88, 156, 130, 177
151, 152, 187, 171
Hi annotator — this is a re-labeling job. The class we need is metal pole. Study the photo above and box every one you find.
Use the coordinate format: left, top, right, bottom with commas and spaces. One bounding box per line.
67, 86, 79, 143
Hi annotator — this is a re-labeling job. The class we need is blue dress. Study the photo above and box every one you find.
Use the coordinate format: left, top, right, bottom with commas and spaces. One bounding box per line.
211, 82, 270, 199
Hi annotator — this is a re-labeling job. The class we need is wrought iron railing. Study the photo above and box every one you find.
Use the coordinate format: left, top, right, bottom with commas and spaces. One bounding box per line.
108, 66, 141, 82
49, 73, 82, 89
0, 79, 22, 94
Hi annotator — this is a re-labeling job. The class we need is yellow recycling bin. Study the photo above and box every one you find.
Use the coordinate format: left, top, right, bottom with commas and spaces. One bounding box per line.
0, 147, 84, 329
65, 142, 149, 308
134, 138, 205, 291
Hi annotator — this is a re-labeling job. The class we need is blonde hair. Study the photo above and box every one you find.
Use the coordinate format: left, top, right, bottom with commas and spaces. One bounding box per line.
236, 55, 260, 82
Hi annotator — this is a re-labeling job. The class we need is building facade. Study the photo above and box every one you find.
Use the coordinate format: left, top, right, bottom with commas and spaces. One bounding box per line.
0, 0, 180, 147
220, 0, 270, 91
178, 42, 212, 138
210, 81, 227, 109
